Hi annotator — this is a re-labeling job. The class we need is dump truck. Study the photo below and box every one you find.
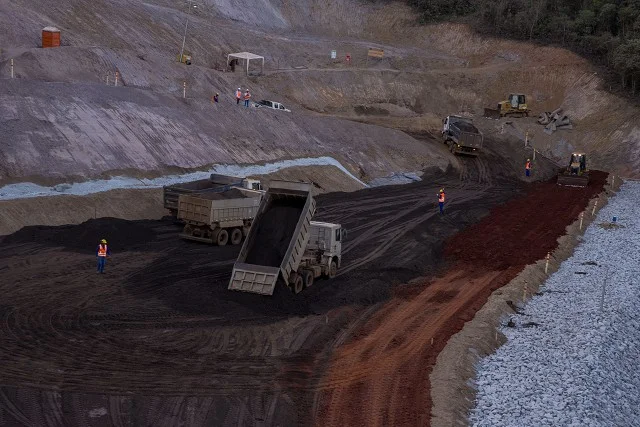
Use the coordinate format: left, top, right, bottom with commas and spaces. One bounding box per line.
484, 94, 530, 118
163, 174, 263, 217
177, 187, 264, 245
442, 115, 483, 156
228, 180, 346, 295
557, 152, 589, 187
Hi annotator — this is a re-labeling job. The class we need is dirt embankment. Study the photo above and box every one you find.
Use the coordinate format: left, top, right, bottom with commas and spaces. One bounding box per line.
312, 171, 608, 426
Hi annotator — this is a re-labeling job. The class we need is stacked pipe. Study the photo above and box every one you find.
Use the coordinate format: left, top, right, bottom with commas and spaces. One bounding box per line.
538, 108, 572, 134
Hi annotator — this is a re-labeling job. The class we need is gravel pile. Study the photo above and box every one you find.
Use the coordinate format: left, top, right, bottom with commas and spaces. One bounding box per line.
470, 181, 640, 427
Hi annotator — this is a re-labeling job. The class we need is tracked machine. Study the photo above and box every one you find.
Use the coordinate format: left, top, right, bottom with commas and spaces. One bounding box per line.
557, 153, 589, 187
484, 94, 530, 119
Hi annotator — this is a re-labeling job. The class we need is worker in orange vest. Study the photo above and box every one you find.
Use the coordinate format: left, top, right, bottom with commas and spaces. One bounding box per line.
525, 159, 532, 177
244, 90, 251, 107
438, 188, 445, 215
235, 87, 242, 105
96, 239, 111, 274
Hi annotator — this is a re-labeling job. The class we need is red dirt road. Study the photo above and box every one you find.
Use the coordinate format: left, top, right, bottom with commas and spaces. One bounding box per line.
313, 171, 607, 426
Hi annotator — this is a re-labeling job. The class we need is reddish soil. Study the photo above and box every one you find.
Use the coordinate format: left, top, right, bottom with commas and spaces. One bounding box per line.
313, 171, 607, 427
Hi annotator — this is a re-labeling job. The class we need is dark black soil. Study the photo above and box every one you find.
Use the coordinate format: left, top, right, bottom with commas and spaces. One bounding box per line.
244, 198, 304, 267
198, 188, 250, 200
2, 217, 156, 252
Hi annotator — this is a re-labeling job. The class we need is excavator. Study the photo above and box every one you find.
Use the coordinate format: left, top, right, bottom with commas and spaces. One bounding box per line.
557, 152, 589, 187
484, 94, 530, 118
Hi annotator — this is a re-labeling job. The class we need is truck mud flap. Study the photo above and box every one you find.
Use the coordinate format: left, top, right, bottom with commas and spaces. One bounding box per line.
228, 263, 280, 295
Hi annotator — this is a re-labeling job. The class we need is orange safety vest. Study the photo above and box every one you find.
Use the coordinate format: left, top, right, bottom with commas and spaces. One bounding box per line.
438, 192, 445, 203
244, 92, 251, 100
98, 244, 108, 257
525, 161, 531, 170
236, 90, 242, 99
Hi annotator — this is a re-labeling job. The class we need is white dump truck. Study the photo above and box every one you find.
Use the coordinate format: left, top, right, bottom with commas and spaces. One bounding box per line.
228, 180, 346, 295
163, 174, 263, 217
442, 115, 483, 156
177, 187, 264, 245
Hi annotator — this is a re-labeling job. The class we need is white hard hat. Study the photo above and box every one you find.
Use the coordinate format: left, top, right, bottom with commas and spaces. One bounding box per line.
238, 87, 241, 90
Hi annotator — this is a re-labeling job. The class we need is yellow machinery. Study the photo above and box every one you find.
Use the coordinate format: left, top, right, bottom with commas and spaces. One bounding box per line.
557, 152, 589, 187
484, 94, 530, 118
177, 52, 192, 65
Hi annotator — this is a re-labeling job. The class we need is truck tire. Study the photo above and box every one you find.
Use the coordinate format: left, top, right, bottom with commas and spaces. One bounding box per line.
230, 228, 243, 245
328, 260, 337, 279
289, 273, 304, 294
215, 229, 229, 246
303, 270, 314, 288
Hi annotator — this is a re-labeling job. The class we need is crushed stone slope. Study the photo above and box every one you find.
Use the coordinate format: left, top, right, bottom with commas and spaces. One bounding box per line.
471, 181, 640, 427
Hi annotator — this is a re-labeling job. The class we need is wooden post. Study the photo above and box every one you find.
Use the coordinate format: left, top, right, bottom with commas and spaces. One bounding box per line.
579, 212, 584, 230
10, 59, 14, 78
592, 200, 598, 216
183, 81, 186, 98
115, 71, 119, 86
545, 253, 550, 274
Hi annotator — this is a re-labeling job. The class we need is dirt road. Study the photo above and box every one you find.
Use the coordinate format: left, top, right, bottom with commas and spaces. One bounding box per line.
312, 171, 607, 426
0, 149, 533, 426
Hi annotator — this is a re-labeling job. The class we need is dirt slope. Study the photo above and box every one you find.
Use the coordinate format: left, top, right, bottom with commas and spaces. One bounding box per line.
1, 0, 637, 184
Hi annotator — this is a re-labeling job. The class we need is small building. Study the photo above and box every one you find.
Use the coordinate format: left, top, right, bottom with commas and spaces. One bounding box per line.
42, 27, 61, 48
227, 52, 264, 75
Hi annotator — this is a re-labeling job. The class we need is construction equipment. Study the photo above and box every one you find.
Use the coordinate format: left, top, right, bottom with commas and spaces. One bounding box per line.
484, 94, 530, 118
442, 115, 483, 156
163, 174, 263, 217
228, 180, 345, 296
177, 187, 264, 245
557, 152, 589, 187
177, 52, 192, 65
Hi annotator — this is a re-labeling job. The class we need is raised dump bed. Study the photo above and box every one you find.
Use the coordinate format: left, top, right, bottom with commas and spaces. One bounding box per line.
177, 187, 263, 245
228, 181, 316, 295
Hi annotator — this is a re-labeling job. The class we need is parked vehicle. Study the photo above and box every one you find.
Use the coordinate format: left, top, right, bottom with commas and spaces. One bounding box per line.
255, 99, 291, 112
177, 187, 264, 245
163, 174, 262, 217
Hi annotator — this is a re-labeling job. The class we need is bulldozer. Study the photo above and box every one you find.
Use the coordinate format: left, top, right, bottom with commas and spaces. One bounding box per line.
484, 94, 530, 118
557, 152, 589, 187
177, 52, 192, 65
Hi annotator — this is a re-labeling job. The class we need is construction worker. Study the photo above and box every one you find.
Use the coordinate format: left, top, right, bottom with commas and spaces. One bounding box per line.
244, 89, 251, 107
235, 87, 242, 105
437, 188, 445, 215
96, 239, 111, 274
525, 159, 532, 177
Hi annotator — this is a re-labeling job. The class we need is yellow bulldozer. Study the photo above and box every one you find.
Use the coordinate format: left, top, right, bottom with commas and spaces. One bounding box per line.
484, 94, 530, 118
557, 152, 589, 187
177, 52, 192, 65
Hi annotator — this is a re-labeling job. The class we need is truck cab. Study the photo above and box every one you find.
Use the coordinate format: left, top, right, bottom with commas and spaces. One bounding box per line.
304, 221, 347, 275
241, 178, 263, 191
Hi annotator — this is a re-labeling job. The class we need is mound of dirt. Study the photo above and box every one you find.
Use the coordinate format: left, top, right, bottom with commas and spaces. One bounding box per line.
3, 217, 157, 252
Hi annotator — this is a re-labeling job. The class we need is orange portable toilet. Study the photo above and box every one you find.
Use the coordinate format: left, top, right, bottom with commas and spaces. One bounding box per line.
42, 27, 61, 48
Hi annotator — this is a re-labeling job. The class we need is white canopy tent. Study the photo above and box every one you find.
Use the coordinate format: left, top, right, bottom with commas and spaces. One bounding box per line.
227, 52, 264, 75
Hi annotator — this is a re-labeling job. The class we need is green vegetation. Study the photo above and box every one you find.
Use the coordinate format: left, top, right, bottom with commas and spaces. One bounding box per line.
405, 0, 640, 93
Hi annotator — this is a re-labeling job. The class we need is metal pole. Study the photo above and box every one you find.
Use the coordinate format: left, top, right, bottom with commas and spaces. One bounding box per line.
179, 18, 188, 63
545, 253, 550, 274
183, 81, 186, 98
592, 200, 598, 216
10, 59, 14, 78
579, 212, 584, 230
246, 58, 249, 76
115, 71, 119, 86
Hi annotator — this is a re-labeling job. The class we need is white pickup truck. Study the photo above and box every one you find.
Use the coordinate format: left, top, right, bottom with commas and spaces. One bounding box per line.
255, 99, 291, 112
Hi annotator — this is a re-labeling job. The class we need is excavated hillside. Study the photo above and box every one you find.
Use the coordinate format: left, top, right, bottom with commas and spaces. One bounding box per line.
0, 0, 638, 186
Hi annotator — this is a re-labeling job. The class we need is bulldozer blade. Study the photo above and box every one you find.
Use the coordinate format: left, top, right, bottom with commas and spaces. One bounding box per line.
557, 173, 589, 187
484, 108, 501, 119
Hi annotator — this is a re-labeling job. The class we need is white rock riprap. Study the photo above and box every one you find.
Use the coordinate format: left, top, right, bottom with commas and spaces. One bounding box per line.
470, 181, 640, 427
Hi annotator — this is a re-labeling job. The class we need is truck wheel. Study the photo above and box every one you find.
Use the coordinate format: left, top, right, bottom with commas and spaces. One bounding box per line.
303, 270, 314, 288
328, 260, 337, 279
289, 273, 304, 294
216, 229, 229, 246
230, 228, 243, 245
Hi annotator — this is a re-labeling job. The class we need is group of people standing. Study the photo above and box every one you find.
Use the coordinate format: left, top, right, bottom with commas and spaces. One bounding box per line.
209, 88, 252, 107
